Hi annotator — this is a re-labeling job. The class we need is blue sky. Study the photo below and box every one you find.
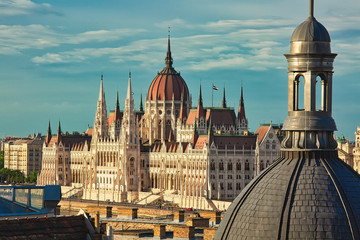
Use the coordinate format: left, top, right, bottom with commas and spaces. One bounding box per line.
0, 0, 359, 140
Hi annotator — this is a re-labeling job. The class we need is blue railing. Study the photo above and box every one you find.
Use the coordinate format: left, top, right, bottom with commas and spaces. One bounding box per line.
0, 185, 61, 215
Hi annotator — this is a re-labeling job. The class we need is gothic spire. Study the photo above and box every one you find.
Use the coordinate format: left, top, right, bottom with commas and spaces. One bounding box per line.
47, 120, 52, 136
115, 90, 120, 111
56, 120, 62, 143
127, 72, 133, 100
57, 120, 61, 135
46, 120, 52, 144
139, 93, 144, 112
196, 84, 205, 119
222, 86, 227, 108
238, 85, 246, 120
165, 27, 173, 68
99, 73, 105, 101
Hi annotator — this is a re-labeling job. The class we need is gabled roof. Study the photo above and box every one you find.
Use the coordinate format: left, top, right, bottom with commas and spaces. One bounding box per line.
255, 126, 270, 144
206, 108, 236, 126
186, 108, 236, 126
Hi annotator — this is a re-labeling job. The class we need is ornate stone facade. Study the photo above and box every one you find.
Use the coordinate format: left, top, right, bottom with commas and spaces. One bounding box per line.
38, 36, 281, 209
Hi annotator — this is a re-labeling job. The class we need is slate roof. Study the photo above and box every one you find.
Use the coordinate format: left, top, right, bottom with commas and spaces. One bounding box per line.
215, 151, 360, 239
291, 16, 330, 42
213, 135, 256, 150
186, 108, 236, 126
48, 134, 91, 150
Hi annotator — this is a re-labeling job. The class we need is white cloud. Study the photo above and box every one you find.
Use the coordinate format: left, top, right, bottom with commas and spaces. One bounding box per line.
0, 0, 55, 16
32, 27, 289, 72
16, 14, 360, 74
0, 24, 146, 55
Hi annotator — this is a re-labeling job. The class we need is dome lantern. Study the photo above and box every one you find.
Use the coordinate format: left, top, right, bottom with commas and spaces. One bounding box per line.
215, 1, 360, 239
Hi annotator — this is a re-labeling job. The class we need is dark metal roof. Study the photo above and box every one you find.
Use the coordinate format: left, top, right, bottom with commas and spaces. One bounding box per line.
215, 151, 360, 239
291, 16, 330, 42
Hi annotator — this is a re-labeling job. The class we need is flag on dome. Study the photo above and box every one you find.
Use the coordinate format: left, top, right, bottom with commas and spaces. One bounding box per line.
212, 84, 219, 90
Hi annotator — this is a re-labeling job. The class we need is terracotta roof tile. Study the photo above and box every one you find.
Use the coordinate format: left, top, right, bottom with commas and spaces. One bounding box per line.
194, 136, 208, 149
255, 126, 270, 144
148, 67, 189, 101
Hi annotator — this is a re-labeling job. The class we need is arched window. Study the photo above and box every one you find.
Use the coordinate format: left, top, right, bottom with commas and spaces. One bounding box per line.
219, 161, 224, 171
316, 74, 327, 111
130, 158, 135, 168
294, 75, 305, 110
228, 162, 233, 171
236, 162, 241, 171
210, 162, 215, 171
245, 160, 250, 171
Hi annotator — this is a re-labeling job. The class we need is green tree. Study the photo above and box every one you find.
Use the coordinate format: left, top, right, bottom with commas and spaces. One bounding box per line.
0, 168, 25, 184
27, 171, 38, 183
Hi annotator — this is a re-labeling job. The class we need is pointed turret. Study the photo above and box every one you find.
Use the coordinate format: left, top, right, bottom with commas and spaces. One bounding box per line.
115, 90, 120, 111
122, 71, 137, 145
238, 85, 246, 120
57, 120, 62, 143
196, 84, 205, 119
93, 73, 108, 139
222, 86, 227, 108
126, 72, 133, 100
46, 120, 52, 144
57, 121, 61, 135
139, 93, 144, 112
165, 28, 173, 68
236, 84, 248, 134
114, 90, 122, 122
99, 74, 105, 101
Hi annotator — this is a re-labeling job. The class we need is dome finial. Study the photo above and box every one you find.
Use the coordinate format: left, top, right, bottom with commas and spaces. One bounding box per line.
310, 0, 314, 17
165, 27, 173, 68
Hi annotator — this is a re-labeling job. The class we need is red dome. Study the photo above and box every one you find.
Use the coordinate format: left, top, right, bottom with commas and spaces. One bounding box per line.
148, 67, 189, 101
147, 36, 189, 101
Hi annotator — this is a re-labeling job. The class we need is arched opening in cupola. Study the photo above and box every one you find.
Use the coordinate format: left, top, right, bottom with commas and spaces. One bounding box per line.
294, 75, 305, 110
316, 74, 327, 111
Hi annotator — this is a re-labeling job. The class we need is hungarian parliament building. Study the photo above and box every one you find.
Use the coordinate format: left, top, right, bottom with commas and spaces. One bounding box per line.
37, 37, 281, 209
